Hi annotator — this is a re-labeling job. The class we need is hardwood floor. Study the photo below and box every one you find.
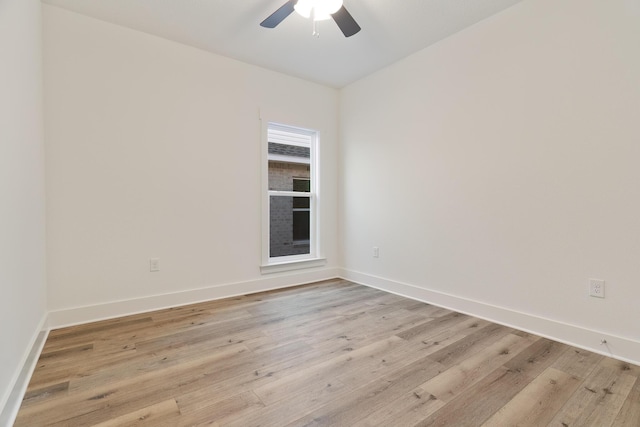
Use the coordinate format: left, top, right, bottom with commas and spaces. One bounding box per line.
14, 279, 640, 426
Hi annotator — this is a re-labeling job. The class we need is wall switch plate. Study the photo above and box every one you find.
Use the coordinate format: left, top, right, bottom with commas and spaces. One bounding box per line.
372, 247, 379, 258
150, 258, 160, 272
589, 278, 605, 298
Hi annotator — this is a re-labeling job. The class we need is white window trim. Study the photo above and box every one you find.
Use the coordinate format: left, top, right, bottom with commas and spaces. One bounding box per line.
260, 119, 325, 273
260, 257, 326, 274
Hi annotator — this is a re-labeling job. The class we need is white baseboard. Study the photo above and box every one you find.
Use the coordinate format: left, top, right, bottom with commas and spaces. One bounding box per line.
339, 268, 640, 366
0, 313, 49, 427
48, 268, 341, 329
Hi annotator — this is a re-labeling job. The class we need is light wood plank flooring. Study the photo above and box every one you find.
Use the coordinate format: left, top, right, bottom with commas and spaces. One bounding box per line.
14, 279, 640, 426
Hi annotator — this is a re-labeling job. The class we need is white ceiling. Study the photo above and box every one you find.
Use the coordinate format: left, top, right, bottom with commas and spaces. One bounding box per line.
42, 0, 525, 88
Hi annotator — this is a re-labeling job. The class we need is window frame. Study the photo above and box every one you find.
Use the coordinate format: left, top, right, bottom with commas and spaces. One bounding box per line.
260, 121, 325, 273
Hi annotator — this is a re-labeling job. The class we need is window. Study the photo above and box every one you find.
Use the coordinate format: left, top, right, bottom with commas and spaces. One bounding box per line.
262, 122, 324, 272
292, 178, 310, 245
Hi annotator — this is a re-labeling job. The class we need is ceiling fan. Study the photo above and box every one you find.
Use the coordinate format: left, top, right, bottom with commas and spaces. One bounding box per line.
260, 0, 361, 37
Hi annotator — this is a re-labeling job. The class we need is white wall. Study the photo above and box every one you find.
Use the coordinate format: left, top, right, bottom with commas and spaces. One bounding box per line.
340, 0, 640, 360
0, 0, 47, 415
44, 6, 339, 321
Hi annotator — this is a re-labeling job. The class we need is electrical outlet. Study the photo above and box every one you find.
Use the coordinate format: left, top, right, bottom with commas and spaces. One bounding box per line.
150, 258, 160, 272
589, 279, 605, 298
372, 247, 379, 258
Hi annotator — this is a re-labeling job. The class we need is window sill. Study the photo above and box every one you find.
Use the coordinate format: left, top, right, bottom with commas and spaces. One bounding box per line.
260, 257, 326, 274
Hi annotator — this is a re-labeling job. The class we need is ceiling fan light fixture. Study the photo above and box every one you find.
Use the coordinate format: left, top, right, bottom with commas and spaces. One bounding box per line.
294, 0, 343, 21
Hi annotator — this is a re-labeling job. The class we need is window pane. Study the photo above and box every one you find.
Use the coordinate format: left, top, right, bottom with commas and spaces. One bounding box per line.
293, 178, 310, 192
293, 210, 310, 242
292, 196, 310, 209
268, 143, 311, 191
270, 196, 310, 258
269, 142, 310, 159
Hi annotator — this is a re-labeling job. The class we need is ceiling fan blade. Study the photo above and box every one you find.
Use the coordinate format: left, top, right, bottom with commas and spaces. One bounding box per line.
260, 0, 297, 28
331, 5, 361, 37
